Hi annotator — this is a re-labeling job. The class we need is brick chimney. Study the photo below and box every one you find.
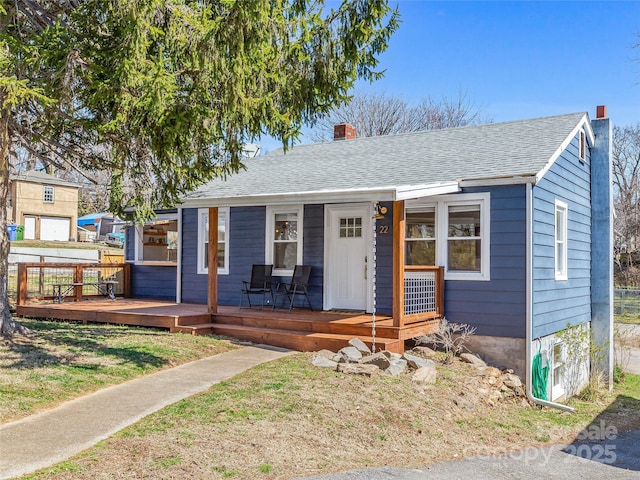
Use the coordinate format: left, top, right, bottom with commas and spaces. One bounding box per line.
334, 123, 356, 141
596, 105, 607, 119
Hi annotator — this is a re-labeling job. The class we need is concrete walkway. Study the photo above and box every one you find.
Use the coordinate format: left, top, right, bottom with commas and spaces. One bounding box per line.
0, 345, 292, 480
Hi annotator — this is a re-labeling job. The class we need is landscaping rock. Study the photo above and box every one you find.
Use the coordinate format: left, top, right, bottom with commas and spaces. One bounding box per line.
311, 355, 338, 369
382, 351, 402, 361
502, 373, 522, 389
403, 353, 436, 370
512, 386, 525, 397
483, 389, 503, 406
386, 359, 408, 376
337, 363, 379, 377
361, 352, 391, 370
484, 376, 503, 388
337, 346, 363, 363
412, 365, 437, 384
315, 349, 336, 360
500, 384, 514, 394
460, 353, 486, 368
480, 366, 502, 378
411, 346, 438, 357
348, 338, 371, 354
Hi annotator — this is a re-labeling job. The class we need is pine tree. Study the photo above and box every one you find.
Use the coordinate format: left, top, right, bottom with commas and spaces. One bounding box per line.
0, 0, 398, 335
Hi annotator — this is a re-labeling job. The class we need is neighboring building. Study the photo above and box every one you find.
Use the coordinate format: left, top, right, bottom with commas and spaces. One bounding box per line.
8, 170, 79, 241
77, 212, 124, 241
125, 109, 614, 402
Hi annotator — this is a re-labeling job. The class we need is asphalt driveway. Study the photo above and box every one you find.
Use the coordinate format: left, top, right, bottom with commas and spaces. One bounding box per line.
301, 428, 640, 479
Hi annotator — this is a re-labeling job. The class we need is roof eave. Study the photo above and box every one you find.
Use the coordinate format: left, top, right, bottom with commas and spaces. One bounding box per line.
180, 182, 461, 208
458, 175, 537, 187
535, 113, 593, 184
179, 187, 399, 208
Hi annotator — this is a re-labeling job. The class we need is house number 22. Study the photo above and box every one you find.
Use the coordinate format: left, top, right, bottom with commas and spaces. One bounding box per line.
378, 226, 389, 234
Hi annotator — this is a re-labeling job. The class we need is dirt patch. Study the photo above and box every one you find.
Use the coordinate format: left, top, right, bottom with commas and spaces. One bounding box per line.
29, 352, 640, 480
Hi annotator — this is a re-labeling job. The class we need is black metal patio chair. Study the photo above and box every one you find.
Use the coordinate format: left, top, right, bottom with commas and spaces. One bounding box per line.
273, 265, 312, 312
239, 264, 274, 309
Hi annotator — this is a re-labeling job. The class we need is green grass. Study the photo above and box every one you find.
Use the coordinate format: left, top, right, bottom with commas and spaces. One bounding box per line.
10, 239, 122, 251
19, 349, 640, 479
615, 312, 640, 324
615, 290, 640, 323
1, 319, 234, 422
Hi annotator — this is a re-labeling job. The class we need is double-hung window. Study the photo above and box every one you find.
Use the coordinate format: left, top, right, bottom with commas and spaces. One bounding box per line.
404, 193, 490, 280
197, 208, 230, 275
447, 204, 482, 273
405, 208, 436, 266
266, 205, 303, 275
552, 342, 565, 399
554, 200, 568, 280
43, 186, 54, 203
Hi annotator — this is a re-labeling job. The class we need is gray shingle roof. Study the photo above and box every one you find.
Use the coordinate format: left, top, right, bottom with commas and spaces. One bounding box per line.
182, 112, 588, 206
10, 170, 80, 188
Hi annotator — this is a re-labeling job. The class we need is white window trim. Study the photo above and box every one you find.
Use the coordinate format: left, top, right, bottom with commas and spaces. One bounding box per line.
265, 204, 304, 276
405, 192, 490, 281
554, 199, 568, 281
578, 129, 586, 162
551, 341, 566, 401
197, 207, 230, 275
43, 186, 54, 203
134, 213, 178, 266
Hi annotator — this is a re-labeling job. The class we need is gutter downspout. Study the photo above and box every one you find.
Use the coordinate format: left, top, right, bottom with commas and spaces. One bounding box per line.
526, 182, 574, 412
176, 207, 182, 304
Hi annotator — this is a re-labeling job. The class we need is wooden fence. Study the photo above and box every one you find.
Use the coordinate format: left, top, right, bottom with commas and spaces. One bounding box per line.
15, 262, 131, 305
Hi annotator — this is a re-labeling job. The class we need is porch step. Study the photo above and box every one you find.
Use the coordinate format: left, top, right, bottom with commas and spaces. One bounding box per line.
210, 312, 401, 338
173, 314, 213, 326
172, 323, 404, 354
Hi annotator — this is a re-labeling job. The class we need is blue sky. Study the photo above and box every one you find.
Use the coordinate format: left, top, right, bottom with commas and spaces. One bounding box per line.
261, 0, 640, 152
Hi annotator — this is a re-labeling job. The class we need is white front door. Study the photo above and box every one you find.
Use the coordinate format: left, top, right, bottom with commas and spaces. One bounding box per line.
325, 204, 371, 311
24, 216, 36, 240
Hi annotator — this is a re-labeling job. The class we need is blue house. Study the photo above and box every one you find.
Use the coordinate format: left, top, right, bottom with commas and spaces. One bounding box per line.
126, 108, 613, 402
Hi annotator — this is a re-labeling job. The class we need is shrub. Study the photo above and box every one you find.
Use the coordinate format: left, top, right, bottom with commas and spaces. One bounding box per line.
415, 318, 476, 364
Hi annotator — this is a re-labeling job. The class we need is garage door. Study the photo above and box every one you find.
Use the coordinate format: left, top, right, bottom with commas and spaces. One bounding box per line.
40, 217, 70, 241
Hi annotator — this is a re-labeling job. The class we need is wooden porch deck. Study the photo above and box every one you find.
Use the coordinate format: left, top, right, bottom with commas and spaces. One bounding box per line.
16, 300, 440, 353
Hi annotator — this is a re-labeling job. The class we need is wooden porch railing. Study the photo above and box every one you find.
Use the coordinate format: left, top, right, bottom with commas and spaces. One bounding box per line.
392, 200, 444, 328
16, 263, 131, 305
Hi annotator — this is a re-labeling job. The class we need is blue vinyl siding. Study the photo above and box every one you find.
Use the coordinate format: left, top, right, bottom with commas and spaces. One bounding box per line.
375, 201, 394, 314
443, 185, 527, 338
180, 205, 325, 309
532, 132, 591, 338
298, 204, 324, 309
125, 226, 135, 262
131, 264, 176, 299
179, 208, 206, 302
180, 206, 265, 305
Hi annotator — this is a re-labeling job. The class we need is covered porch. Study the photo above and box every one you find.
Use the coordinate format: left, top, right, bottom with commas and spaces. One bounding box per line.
201, 201, 445, 352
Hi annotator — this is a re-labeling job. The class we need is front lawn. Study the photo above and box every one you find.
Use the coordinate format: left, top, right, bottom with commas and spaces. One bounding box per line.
0, 319, 234, 423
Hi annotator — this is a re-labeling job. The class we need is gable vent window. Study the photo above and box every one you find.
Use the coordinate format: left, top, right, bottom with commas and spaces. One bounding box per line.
555, 200, 568, 280
43, 186, 54, 203
579, 130, 586, 162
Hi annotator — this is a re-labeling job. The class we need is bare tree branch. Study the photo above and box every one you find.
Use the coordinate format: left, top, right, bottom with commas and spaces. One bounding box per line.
310, 91, 489, 142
